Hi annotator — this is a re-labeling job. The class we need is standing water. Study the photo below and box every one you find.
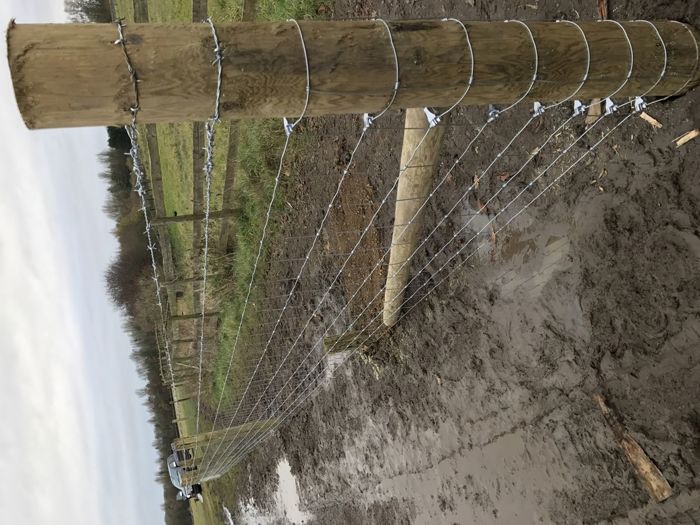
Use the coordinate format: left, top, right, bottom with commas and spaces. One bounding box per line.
238, 458, 312, 524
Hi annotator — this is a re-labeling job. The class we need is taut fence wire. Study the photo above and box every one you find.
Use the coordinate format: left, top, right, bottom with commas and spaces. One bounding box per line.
111, 17, 698, 483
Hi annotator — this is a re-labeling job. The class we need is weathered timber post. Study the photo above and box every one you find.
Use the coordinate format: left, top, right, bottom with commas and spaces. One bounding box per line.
171, 311, 219, 321
7, 20, 699, 128
383, 108, 447, 327
151, 208, 237, 225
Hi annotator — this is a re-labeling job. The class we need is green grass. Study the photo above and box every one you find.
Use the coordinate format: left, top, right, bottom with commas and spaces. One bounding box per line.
156, 123, 192, 261
210, 118, 317, 407
113, 0, 134, 20
257, 0, 323, 19
148, 0, 191, 21
207, 0, 243, 21
209, 120, 287, 404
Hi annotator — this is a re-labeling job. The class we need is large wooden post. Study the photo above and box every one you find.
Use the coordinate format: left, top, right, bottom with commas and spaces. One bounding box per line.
7, 20, 699, 129
383, 109, 447, 327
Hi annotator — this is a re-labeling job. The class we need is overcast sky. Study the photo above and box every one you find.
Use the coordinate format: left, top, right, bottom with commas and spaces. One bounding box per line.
1, 2, 165, 523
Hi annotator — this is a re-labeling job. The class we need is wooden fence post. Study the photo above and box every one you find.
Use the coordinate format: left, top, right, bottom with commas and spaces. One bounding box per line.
383, 108, 447, 327
7, 20, 699, 128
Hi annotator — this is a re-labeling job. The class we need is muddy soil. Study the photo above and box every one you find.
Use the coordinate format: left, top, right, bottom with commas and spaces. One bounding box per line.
228, 1, 700, 524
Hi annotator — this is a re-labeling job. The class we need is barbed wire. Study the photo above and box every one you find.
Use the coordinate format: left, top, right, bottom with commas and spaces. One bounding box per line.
114, 20, 175, 387
194, 17, 225, 444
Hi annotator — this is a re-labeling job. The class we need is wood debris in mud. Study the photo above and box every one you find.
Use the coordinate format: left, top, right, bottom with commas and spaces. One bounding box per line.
639, 112, 662, 129
593, 393, 672, 503
674, 129, 699, 147
489, 224, 498, 261
590, 167, 607, 193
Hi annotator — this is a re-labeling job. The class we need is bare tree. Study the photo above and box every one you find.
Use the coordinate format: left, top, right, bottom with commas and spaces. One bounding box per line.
64, 0, 112, 23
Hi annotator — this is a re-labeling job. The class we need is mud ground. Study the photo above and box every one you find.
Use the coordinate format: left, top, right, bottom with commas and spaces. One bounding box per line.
229, 1, 700, 523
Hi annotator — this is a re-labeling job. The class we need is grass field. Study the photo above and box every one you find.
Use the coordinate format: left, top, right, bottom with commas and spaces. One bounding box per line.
111, 0, 320, 522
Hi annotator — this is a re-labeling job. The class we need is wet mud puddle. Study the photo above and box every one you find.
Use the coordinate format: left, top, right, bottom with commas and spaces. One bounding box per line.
238, 458, 313, 524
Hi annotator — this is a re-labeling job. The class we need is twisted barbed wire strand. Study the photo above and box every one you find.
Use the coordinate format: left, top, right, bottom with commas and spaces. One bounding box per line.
114, 21, 176, 389
194, 17, 225, 444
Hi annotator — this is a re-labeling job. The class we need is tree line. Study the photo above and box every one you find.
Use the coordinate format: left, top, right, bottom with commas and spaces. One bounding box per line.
64, 0, 113, 22
101, 126, 195, 525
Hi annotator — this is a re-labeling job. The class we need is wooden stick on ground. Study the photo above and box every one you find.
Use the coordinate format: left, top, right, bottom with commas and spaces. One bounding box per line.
593, 393, 673, 502
639, 112, 663, 129
674, 129, 700, 147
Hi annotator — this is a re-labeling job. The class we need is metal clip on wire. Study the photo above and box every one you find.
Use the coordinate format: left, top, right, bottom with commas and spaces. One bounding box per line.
424, 108, 440, 128
283, 19, 311, 136
283, 117, 295, 136
634, 96, 647, 112
604, 98, 619, 115
573, 100, 586, 117
532, 101, 545, 117
487, 105, 500, 122
362, 113, 375, 131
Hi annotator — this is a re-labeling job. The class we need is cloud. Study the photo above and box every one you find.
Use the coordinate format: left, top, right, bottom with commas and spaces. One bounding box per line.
1, 1, 165, 523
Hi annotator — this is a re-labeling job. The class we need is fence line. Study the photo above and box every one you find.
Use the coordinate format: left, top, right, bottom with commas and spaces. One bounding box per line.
198, 18, 662, 473
203, 20, 545, 468
198, 16, 407, 474
107, 15, 699, 481
207, 17, 691, 461
215, 28, 698, 464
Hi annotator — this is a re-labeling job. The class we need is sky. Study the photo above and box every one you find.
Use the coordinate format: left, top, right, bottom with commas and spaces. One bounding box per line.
1, 2, 165, 523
